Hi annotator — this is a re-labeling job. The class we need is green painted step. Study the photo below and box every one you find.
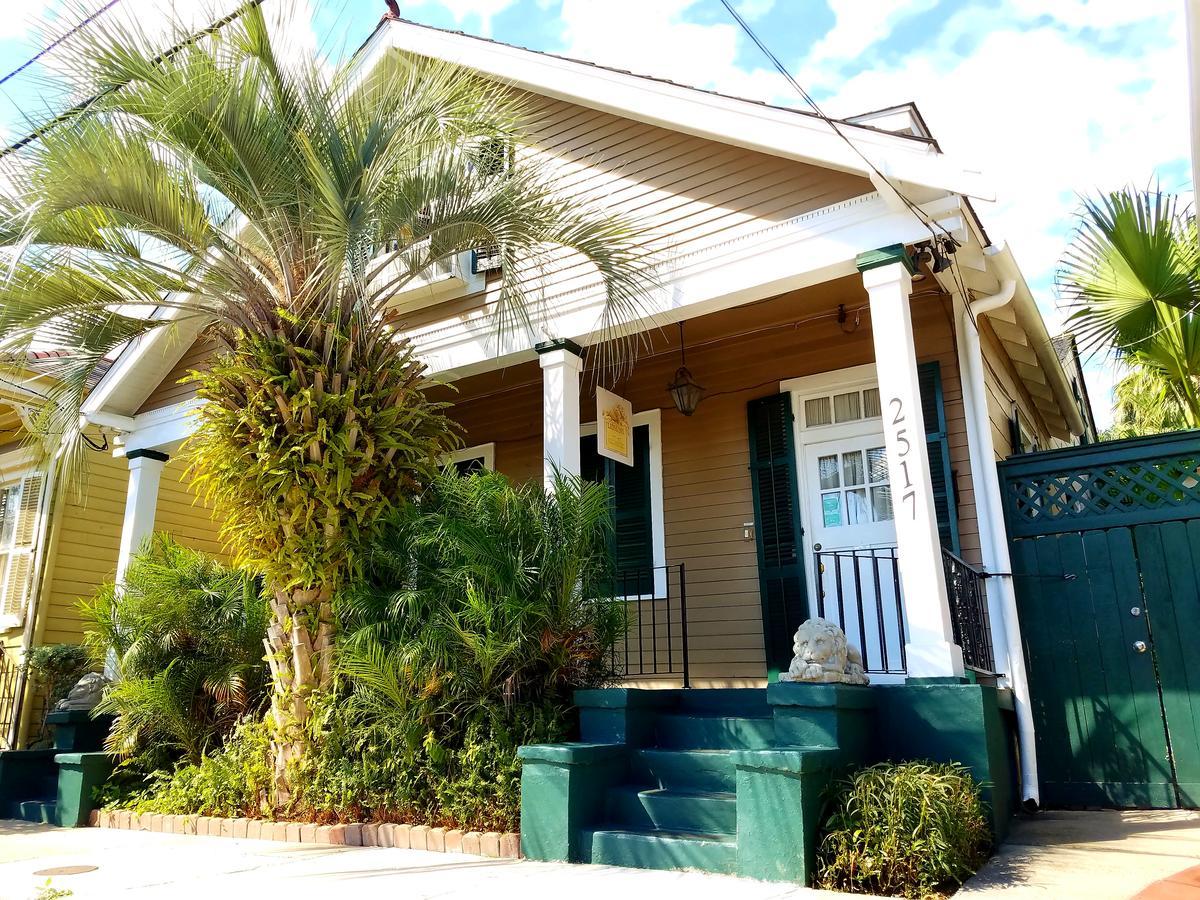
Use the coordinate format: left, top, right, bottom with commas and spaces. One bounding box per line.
632, 749, 735, 792
677, 688, 772, 718
606, 786, 737, 834
654, 714, 774, 750
583, 827, 737, 874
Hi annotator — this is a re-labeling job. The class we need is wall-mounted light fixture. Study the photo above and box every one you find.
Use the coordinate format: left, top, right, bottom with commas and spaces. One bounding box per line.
667, 322, 705, 416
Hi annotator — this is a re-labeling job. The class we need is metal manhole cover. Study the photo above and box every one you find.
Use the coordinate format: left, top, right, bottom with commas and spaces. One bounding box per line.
32, 866, 98, 876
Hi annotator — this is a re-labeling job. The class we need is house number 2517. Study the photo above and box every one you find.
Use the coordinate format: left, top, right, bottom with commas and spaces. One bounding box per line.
888, 396, 918, 520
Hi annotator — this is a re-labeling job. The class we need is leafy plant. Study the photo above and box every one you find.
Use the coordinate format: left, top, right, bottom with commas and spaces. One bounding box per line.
79, 534, 269, 766
1059, 188, 1200, 431
23, 643, 92, 708
817, 761, 991, 898
0, 5, 658, 794
1104, 365, 1199, 439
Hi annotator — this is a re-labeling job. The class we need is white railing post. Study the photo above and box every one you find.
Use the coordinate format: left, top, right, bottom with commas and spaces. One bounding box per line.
537, 340, 583, 490
858, 246, 964, 679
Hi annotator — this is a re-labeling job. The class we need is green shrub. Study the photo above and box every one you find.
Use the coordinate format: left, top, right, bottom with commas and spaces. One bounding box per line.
79, 534, 270, 766
124, 719, 273, 817
23, 644, 91, 707
817, 761, 991, 898
119, 472, 621, 831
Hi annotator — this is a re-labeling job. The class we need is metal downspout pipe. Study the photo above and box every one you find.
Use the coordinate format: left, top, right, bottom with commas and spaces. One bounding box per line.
956, 278, 1041, 809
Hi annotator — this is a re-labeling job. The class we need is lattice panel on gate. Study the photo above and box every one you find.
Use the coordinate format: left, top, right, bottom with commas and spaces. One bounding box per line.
1000, 434, 1200, 538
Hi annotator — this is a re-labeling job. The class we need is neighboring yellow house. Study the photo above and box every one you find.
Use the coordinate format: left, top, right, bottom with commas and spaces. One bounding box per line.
0, 352, 221, 748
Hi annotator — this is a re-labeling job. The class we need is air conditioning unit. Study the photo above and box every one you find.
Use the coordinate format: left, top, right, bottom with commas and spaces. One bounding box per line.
376, 241, 484, 315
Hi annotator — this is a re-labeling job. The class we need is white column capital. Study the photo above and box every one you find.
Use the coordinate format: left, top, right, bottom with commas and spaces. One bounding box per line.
860, 259, 913, 293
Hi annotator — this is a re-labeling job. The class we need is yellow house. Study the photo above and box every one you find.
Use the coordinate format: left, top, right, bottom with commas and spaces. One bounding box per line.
0, 352, 222, 749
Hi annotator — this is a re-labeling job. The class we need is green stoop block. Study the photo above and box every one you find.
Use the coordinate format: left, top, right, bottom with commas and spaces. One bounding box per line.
877, 682, 1018, 841
517, 742, 627, 862
55, 752, 114, 828
732, 747, 840, 884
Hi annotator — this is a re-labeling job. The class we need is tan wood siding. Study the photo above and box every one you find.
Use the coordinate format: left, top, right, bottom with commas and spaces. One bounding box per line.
447, 278, 978, 682
134, 93, 871, 414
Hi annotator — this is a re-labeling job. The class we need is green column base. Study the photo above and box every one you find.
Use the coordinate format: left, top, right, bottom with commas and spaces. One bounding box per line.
767, 682, 876, 760
732, 747, 840, 884
517, 742, 627, 862
54, 752, 113, 828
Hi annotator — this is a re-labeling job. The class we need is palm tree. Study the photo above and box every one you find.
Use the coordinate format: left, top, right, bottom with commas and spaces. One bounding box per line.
0, 7, 656, 796
1104, 365, 1198, 439
1059, 188, 1200, 430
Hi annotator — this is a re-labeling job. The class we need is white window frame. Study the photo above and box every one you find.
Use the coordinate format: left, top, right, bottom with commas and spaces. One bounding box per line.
445, 442, 496, 471
581, 408, 666, 600
0, 468, 44, 631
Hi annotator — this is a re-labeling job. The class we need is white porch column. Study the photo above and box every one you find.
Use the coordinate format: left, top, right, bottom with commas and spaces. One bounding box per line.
114, 448, 168, 585
858, 247, 964, 679
537, 340, 583, 489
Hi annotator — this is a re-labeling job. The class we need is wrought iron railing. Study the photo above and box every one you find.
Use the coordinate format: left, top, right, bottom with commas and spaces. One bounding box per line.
610, 563, 690, 688
812, 547, 907, 675
941, 548, 997, 674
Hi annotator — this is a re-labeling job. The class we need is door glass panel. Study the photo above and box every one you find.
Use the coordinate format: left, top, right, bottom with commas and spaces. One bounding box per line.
821, 491, 842, 527
842, 450, 865, 487
867, 447, 888, 483
863, 388, 881, 419
834, 391, 862, 423
818, 455, 840, 489
871, 485, 894, 521
845, 488, 869, 525
805, 397, 832, 427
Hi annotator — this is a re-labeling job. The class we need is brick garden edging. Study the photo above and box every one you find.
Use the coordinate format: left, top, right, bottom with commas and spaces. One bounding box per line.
88, 809, 521, 859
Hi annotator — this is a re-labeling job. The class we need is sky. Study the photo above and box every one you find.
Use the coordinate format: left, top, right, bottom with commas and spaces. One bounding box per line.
0, 0, 1189, 429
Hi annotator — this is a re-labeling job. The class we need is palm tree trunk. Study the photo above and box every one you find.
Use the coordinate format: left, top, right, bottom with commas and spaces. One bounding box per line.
262, 585, 334, 802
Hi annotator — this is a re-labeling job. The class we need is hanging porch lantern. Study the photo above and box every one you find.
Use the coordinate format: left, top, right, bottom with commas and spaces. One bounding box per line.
667, 322, 705, 416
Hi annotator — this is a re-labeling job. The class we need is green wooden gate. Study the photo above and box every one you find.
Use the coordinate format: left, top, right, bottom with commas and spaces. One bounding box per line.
1000, 432, 1200, 808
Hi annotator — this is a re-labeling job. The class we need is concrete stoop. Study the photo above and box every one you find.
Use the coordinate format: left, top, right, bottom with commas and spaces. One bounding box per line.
519, 682, 1017, 886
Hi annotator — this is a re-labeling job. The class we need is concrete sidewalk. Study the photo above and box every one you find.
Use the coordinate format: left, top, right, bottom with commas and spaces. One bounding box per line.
960, 810, 1200, 899
3, 811, 1200, 899
0, 820, 863, 900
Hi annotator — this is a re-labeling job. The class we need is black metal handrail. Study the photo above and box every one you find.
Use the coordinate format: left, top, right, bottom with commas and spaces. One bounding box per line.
610, 563, 690, 688
812, 547, 907, 675
941, 547, 997, 674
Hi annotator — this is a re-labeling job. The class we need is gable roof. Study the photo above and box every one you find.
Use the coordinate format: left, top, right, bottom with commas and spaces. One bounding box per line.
360, 14, 990, 200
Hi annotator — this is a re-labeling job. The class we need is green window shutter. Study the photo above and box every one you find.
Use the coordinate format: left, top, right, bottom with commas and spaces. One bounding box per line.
580, 426, 654, 586
746, 393, 809, 677
917, 361, 960, 554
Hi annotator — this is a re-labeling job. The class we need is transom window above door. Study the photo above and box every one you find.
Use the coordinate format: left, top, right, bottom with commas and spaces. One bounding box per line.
803, 387, 881, 428
817, 446, 893, 528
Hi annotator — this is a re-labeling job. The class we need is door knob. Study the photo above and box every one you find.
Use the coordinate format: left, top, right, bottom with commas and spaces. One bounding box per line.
1131, 606, 1141, 617
1133, 640, 1147, 654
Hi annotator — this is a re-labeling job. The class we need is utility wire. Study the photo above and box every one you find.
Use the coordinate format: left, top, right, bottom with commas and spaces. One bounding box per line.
1, 0, 267, 158
717, 0, 982, 322
0, 0, 122, 88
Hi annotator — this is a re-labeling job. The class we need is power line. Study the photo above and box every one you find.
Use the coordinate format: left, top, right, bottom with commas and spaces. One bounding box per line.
1, 0, 267, 158
0, 0, 123, 89
716, 0, 981, 316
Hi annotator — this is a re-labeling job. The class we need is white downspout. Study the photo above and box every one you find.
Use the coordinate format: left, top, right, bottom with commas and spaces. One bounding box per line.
956, 278, 1041, 809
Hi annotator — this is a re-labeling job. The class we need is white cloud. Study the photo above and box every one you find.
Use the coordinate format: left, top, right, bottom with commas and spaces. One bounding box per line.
803, 0, 938, 73
401, 0, 519, 36
798, 1, 1185, 429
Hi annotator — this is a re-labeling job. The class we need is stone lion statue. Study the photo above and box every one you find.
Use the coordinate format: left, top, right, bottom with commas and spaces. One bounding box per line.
778, 618, 869, 685
54, 672, 109, 711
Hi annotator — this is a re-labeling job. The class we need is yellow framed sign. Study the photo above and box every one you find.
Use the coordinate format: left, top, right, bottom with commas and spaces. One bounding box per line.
596, 387, 634, 467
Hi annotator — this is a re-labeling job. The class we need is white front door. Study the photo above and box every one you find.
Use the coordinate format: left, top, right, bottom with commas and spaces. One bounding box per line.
802, 433, 907, 673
